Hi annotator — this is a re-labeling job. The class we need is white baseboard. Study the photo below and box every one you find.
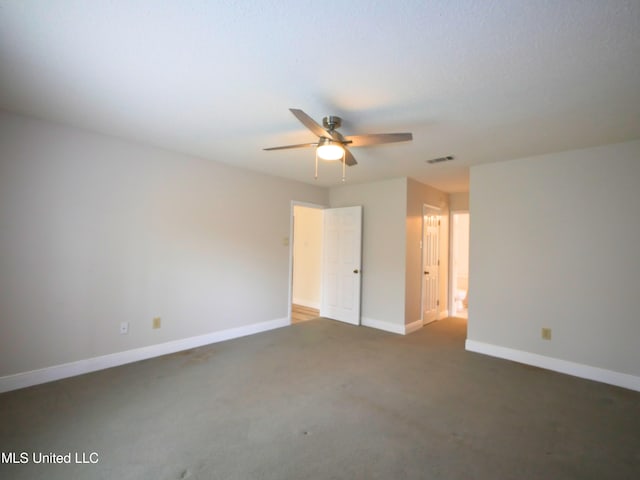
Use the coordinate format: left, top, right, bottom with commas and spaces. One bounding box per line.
361, 317, 405, 335
0, 317, 289, 394
361, 317, 423, 335
465, 339, 640, 393
404, 319, 423, 334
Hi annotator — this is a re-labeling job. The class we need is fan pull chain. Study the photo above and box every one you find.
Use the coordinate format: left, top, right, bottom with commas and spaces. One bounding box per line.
342, 151, 346, 182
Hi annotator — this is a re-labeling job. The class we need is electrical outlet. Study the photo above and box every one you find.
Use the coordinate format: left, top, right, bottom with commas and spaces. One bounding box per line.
120, 322, 129, 334
541, 328, 552, 340
153, 317, 161, 329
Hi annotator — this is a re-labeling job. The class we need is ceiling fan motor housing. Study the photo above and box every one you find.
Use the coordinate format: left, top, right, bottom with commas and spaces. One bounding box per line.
322, 116, 342, 130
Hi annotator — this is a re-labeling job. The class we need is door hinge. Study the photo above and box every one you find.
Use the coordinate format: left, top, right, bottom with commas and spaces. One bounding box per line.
437, 259, 440, 266
437, 299, 440, 306
438, 219, 441, 226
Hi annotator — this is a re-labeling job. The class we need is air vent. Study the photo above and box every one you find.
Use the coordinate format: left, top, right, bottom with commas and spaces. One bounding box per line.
426, 155, 454, 164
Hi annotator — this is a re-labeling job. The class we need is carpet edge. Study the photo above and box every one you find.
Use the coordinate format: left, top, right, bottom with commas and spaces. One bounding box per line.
465, 339, 640, 392
0, 317, 289, 393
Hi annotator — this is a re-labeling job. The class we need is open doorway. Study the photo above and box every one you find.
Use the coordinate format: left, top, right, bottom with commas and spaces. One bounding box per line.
450, 212, 469, 318
288, 203, 363, 325
290, 204, 323, 323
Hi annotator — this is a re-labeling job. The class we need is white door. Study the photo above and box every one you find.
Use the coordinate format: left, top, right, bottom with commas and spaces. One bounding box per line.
320, 206, 362, 325
422, 213, 440, 324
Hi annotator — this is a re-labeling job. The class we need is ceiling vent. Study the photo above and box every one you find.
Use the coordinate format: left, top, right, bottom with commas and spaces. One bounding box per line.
426, 155, 454, 164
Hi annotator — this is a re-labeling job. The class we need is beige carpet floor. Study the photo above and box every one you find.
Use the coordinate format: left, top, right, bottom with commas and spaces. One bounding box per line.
1, 317, 639, 479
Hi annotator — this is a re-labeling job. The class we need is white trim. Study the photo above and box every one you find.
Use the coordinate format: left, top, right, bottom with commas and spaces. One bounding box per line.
404, 319, 423, 334
361, 317, 423, 335
361, 317, 405, 335
465, 339, 640, 393
0, 317, 289, 394
424, 309, 449, 326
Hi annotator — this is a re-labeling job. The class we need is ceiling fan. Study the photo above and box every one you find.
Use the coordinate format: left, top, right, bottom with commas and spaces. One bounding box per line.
264, 108, 413, 179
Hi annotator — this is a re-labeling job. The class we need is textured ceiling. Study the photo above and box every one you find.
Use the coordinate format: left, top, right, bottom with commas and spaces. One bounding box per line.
1, 0, 639, 192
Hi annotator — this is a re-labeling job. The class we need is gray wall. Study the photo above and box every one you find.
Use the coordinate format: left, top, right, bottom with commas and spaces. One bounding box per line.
330, 178, 407, 328
330, 177, 450, 328
0, 112, 328, 376
469, 140, 640, 377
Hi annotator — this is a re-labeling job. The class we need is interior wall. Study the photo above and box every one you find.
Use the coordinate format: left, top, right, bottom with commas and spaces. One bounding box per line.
469, 139, 640, 378
0, 111, 328, 376
292, 205, 323, 309
449, 192, 469, 211
406, 178, 449, 324
329, 178, 407, 328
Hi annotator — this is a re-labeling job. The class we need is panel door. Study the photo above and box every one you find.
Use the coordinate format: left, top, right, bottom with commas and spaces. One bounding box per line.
422, 214, 440, 324
321, 206, 362, 325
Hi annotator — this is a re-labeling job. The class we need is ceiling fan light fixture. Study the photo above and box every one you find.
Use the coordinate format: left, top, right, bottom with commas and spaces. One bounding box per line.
316, 138, 344, 161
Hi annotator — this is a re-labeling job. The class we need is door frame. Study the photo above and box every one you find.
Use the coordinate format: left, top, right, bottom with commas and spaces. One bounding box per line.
288, 201, 327, 324
421, 203, 442, 324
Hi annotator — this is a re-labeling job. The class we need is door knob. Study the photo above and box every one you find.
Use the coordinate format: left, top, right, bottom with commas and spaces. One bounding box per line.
353, 269, 359, 274
424, 271, 429, 275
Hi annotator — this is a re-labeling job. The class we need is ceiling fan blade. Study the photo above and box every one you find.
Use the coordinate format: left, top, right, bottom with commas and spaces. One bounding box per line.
328, 129, 346, 142
344, 133, 413, 147
263, 142, 317, 151
289, 108, 339, 141
343, 147, 357, 166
